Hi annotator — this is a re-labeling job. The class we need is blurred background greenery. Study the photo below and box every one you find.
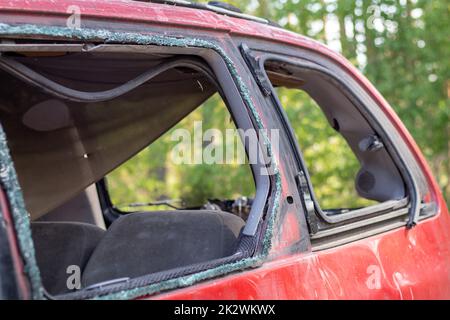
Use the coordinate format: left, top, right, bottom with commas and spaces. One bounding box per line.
109, 0, 449, 209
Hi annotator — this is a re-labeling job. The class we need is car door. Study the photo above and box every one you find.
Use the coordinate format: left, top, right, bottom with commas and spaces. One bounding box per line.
155, 40, 450, 300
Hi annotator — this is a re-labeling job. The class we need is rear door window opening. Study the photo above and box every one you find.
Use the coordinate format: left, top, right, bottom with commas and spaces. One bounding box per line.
99, 92, 257, 223
0, 43, 273, 298
249, 51, 426, 246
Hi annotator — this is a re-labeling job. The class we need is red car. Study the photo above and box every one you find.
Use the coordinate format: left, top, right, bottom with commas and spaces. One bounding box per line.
0, 0, 448, 300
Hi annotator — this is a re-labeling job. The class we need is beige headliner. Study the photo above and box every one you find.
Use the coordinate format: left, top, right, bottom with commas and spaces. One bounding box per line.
0, 53, 215, 219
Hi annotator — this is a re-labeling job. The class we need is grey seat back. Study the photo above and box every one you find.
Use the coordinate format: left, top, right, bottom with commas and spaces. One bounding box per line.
82, 210, 245, 287
31, 222, 105, 295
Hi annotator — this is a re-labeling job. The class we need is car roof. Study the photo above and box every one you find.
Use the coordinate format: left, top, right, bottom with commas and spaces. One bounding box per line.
1, 0, 323, 49
1, 0, 365, 94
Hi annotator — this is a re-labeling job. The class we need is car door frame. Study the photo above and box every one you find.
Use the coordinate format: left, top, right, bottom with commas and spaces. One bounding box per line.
154, 37, 450, 300
237, 38, 438, 236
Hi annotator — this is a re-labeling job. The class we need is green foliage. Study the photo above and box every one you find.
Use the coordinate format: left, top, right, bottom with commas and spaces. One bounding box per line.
108, 94, 255, 209
255, 0, 449, 202
110, 0, 449, 208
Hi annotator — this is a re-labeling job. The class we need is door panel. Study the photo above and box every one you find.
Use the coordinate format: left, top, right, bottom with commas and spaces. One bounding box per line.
155, 211, 450, 299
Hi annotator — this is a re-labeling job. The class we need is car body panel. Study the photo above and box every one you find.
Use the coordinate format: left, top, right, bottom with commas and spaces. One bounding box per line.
153, 210, 450, 300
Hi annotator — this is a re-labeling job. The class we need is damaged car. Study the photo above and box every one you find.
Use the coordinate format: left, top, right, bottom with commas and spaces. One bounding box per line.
0, 0, 448, 300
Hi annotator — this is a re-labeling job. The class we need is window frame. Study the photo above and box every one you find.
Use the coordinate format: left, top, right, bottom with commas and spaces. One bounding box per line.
242, 48, 423, 244
96, 90, 258, 227
0, 40, 278, 299
1, 42, 272, 237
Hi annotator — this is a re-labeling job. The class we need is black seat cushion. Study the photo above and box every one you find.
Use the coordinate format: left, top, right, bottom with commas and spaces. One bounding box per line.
31, 222, 105, 295
82, 210, 245, 287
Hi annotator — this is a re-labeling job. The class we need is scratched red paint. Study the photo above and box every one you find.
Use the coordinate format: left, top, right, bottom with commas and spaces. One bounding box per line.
0, 0, 448, 299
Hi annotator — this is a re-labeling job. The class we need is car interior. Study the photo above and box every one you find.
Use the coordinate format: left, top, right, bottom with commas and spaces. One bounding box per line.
0, 51, 253, 296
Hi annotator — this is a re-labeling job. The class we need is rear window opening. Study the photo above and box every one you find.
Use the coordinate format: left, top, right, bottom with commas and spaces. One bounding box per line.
0, 49, 265, 297
262, 57, 412, 239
